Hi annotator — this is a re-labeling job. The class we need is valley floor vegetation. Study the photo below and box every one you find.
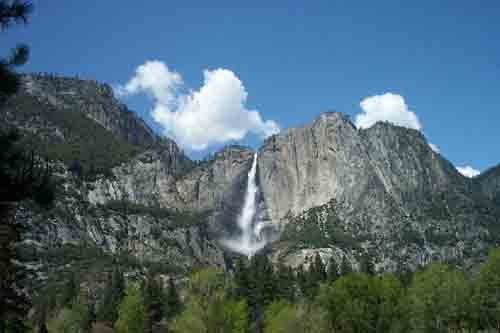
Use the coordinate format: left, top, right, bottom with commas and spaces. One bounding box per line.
26, 247, 500, 333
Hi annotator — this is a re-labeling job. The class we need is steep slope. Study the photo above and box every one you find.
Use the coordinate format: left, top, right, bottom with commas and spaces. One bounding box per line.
0, 73, 191, 178
258, 112, 391, 223
259, 112, 500, 271
20, 73, 158, 147
360, 122, 466, 209
4, 73, 499, 278
477, 164, 500, 205
0, 74, 254, 284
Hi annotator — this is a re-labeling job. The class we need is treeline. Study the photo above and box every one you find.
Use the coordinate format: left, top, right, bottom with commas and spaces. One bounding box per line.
31, 248, 500, 333
32, 268, 181, 333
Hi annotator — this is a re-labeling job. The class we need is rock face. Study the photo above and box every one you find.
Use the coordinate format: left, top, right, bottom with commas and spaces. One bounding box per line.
3, 73, 500, 278
20, 73, 158, 147
258, 112, 464, 223
2, 75, 255, 282
477, 164, 500, 205
258, 113, 500, 271
259, 112, 389, 223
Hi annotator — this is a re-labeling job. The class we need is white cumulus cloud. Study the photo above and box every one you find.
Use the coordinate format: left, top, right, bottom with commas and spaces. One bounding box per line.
456, 165, 480, 178
116, 60, 182, 108
355, 93, 422, 130
117, 60, 279, 150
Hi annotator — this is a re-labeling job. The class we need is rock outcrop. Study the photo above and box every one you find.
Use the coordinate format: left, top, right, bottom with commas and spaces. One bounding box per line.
258, 113, 500, 271
3, 73, 499, 279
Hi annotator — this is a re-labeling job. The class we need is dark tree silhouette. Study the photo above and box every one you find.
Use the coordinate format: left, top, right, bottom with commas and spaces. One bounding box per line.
0, 0, 32, 101
0, 2, 56, 331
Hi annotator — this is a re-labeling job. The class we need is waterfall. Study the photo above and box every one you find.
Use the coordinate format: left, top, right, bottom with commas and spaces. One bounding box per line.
221, 153, 268, 258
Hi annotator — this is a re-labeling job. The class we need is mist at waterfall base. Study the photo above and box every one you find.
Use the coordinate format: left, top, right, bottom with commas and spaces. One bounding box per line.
221, 153, 274, 258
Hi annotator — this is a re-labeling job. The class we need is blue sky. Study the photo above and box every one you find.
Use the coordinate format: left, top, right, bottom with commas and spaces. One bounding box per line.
2, 1, 499, 172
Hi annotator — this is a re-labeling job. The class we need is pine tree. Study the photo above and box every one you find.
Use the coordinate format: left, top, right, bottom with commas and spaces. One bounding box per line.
327, 256, 339, 282
115, 284, 146, 333
243, 253, 278, 330
233, 256, 250, 300
0, 3, 55, 331
296, 264, 308, 298
359, 254, 375, 276
39, 323, 48, 333
143, 271, 164, 333
303, 253, 327, 299
275, 261, 295, 302
98, 267, 125, 324
164, 278, 181, 323
340, 255, 352, 276
311, 253, 327, 282
85, 302, 96, 333
0, 0, 32, 100
59, 272, 79, 307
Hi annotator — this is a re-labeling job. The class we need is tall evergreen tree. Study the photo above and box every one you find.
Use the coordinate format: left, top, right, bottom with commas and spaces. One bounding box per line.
233, 256, 251, 300
0, 0, 32, 101
310, 253, 327, 282
0, 2, 55, 332
164, 277, 181, 324
340, 255, 352, 276
59, 271, 79, 307
295, 264, 308, 298
98, 267, 125, 324
359, 253, 375, 276
302, 253, 327, 299
115, 284, 146, 333
327, 256, 339, 282
143, 271, 164, 333
275, 261, 295, 302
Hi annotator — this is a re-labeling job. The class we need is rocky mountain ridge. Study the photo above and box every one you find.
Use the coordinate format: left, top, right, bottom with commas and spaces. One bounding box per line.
3, 73, 499, 279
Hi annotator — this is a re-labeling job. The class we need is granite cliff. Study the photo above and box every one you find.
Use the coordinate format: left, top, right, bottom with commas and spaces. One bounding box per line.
2, 74, 500, 282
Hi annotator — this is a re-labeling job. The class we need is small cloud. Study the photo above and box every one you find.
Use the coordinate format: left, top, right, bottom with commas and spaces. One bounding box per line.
456, 165, 480, 178
118, 61, 279, 150
116, 60, 182, 111
355, 93, 422, 130
429, 143, 440, 153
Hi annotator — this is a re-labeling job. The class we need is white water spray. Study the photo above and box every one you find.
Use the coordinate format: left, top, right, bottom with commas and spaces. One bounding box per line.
221, 153, 268, 257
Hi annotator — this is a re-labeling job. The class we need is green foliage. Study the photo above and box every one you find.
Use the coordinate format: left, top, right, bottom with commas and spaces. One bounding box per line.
171, 268, 248, 333
98, 268, 125, 324
327, 256, 339, 282
0, 129, 54, 205
264, 301, 329, 333
59, 271, 79, 307
0, 131, 54, 332
164, 278, 181, 322
405, 262, 473, 332
299, 253, 327, 299
47, 294, 93, 333
143, 271, 164, 333
318, 272, 377, 332
115, 284, 146, 333
274, 261, 296, 302
281, 202, 360, 250
0, 0, 32, 100
340, 255, 352, 276
32, 248, 500, 332
476, 248, 500, 330
3, 94, 144, 179
372, 273, 404, 332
